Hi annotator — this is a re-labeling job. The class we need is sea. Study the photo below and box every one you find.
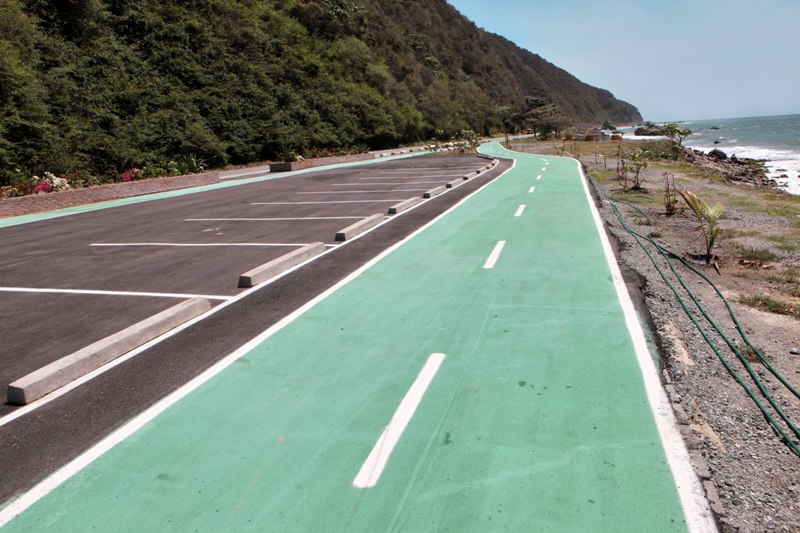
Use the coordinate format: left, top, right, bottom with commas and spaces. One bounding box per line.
625, 114, 800, 195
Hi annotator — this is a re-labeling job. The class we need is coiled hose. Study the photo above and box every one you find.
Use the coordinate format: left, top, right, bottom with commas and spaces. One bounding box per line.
604, 192, 800, 456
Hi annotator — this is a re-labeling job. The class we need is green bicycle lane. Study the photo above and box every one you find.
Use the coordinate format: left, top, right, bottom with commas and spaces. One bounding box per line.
1, 143, 710, 531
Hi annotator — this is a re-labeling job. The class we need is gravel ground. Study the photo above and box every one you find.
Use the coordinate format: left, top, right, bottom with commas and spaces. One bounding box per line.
590, 173, 800, 533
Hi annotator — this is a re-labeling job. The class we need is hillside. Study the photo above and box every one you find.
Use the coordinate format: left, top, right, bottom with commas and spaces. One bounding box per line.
0, 0, 641, 185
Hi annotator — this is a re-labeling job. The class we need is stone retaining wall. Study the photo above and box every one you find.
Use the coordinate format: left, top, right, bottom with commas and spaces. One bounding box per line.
0, 171, 219, 218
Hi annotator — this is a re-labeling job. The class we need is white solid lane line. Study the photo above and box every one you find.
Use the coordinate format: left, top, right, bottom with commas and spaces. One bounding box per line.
0, 287, 231, 301
514, 204, 526, 218
529, 186, 536, 193
483, 240, 506, 269
353, 353, 446, 489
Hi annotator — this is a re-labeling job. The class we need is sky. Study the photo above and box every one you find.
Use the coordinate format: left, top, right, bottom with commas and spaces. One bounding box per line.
447, 0, 800, 122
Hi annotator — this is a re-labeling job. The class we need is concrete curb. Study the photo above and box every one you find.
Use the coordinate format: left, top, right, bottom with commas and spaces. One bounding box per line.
238, 242, 326, 288
335, 214, 384, 241
7, 298, 212, 405
388, 197, 423, 215
423, 186, 447, 199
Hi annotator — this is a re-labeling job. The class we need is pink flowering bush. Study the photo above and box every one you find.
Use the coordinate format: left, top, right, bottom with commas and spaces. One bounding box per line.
32, 172, 71, 194
120, 168, 143, 182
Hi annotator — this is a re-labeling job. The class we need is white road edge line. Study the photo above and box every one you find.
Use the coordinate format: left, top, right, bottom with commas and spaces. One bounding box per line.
353, 353, 446, 489
0, 287, 231, 301
574, 159, 717, 533
529, 186, 536, 193
483, 240, 506, 269
0, 153, 516, 528
514, 204, 526, 218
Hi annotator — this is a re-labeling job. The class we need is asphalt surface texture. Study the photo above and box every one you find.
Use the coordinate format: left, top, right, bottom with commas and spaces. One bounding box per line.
0, 153, 510, 504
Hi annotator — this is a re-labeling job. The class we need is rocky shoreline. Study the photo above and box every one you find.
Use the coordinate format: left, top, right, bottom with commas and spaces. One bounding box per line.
685, 148, 774, 189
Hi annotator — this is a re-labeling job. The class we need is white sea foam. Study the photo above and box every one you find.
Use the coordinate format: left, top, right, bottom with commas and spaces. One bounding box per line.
687, 142, 800, 194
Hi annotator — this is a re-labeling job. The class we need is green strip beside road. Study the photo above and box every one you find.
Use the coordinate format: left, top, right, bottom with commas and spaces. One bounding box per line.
2, 143, 696, 531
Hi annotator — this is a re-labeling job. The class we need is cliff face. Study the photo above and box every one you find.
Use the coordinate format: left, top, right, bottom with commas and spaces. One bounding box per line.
0, 0, 640, 181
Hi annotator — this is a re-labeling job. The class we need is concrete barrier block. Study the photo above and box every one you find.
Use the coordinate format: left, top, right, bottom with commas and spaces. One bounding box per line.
238, 242, 326, 288
7, 298, 212, 405
423, 186, 447, 199
335, 214, 384, 241
388, 196, 423, 215
446, 178, 463, 189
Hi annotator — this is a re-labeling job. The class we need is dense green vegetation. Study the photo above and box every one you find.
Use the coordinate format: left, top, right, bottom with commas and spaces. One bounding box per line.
0, 0, 641, 191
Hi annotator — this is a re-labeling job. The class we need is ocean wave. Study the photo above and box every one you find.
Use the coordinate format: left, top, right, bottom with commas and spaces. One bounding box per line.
686, 142, 800, 194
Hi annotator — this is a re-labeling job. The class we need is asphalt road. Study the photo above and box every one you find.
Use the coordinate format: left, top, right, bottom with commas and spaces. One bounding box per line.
0, 153, 510, 504
0, 144, 714, 531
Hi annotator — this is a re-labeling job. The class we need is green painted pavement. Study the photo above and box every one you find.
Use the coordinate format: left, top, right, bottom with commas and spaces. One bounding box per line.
3, 143, 690, 531
0, 152, 423, 229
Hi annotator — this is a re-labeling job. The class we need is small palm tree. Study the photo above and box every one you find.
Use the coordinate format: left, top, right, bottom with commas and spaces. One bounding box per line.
679, 190, 724, 266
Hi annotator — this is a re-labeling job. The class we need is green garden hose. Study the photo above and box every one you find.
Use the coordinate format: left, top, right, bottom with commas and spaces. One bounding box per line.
604, 194, 800, 455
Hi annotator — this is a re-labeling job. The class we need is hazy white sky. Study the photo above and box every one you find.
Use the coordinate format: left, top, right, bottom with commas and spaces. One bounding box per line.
447, 0, 800, 121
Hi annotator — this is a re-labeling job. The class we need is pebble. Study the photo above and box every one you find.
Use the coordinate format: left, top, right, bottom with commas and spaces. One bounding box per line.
790, 348, 800, 356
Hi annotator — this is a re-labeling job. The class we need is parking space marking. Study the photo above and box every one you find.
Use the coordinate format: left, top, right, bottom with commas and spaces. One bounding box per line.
0, 287, 232, 301
352, 353, 446, 489
333, 182, 444, 187
250, 200, 407, 205
89, 243, 332, 248
483, 240, 506, 269
296, 190, 428, 194
185, 217, 364, 222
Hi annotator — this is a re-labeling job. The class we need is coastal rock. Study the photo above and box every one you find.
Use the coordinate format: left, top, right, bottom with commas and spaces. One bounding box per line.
688, 149, 770, 187
710, 126, 721, 130
602, 120, 617, 131
714, 140, 721, 144
708, 148, 728, 160
634, 126, 664, 136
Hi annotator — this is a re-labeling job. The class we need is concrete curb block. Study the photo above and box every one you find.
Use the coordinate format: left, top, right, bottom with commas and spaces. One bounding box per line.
7, 298, 212, 405
464, 171, 477, 180
423, 186, 447, 199
446, 178, 463, 189
238, 242, 326, 288
335, 214, 384, 241
388, 197, 423, 215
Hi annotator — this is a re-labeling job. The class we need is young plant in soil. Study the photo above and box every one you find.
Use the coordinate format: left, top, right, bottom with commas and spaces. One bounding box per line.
679, 190, 724, 268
